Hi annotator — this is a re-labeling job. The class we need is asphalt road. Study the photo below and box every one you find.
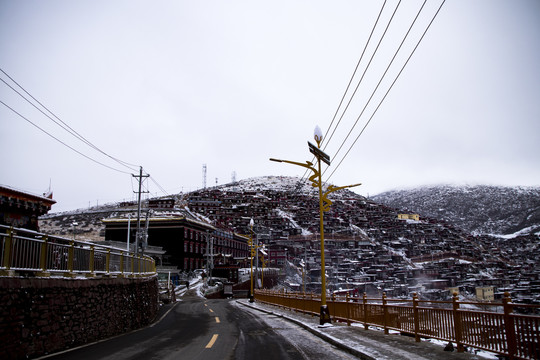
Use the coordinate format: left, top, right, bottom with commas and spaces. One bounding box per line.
41, 289, 357, 360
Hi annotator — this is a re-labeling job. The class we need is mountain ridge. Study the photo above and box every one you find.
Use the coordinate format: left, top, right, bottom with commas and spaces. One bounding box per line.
372, 184, 540, 236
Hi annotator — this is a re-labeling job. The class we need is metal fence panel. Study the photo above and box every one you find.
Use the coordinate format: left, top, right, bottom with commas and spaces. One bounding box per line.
0, 225, 155, 277
255, 289, 540, 360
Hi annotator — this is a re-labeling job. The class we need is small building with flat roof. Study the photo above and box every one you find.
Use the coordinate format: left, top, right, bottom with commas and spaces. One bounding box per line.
103, 209, 249, 272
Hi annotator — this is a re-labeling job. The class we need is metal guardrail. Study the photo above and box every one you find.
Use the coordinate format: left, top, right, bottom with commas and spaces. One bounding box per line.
255, 289, 540, 360
0, 225, 156, 278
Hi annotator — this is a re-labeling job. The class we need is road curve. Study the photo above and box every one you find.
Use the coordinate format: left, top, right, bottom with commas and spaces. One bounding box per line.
41, 290, 356, 360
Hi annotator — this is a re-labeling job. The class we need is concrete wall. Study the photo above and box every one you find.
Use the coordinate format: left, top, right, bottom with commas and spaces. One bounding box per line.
0, 276, 159, 359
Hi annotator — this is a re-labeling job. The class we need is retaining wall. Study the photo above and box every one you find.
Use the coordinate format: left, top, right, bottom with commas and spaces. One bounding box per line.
0, 276, 159, 359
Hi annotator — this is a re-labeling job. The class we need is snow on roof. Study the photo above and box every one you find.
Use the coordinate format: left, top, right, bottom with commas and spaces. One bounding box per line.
102, 207, 214, 229
0, 184, 56, 204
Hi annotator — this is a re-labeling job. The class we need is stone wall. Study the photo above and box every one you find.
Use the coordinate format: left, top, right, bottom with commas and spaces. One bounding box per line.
0, 276, 159, 359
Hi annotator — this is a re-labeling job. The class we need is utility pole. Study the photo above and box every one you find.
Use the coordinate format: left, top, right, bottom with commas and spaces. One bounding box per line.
206, 230, 210, 278
210, 233, 213, 280
206, 230, 214, 281
143, 209, 152, 255
127, 214, 131, 252
202, 164, 207, 189
133, 166, 149, 256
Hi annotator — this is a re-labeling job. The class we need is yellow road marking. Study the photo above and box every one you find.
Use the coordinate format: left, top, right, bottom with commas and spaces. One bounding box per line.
209, 309, 214, 313
204, 304, 208, 307
205, 334, 219, 348
215, 317, 220, 323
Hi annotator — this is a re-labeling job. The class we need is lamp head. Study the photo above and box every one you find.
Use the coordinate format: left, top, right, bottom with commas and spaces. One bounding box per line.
314, 125, 323, 147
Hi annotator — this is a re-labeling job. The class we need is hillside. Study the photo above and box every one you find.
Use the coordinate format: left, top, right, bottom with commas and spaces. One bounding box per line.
183, 177, 540, 301
372, 185, 540, 236
193, 175, 366, 233
38, 176, 540, 301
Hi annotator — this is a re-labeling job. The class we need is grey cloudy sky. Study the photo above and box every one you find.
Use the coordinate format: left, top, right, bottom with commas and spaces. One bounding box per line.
1, 0, 539, 213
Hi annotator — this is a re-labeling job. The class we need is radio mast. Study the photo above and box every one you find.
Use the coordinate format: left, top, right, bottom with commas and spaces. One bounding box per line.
202, 164, 207, 189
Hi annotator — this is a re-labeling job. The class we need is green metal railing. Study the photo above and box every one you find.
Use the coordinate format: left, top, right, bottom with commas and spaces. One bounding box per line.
0, 225, 156, 278
256, 289, 540, 360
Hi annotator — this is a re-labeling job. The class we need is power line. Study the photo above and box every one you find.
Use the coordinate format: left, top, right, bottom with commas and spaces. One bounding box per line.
149, 176, 170, 197
323, 0, 399, 152
0, 99, 132, 175
326, 0, 426, 170
0, 74, 180, 213
325, 0, 446, 183
322, 0, 389, 151
0, 68, 139, 172
300, 0, 390, 184
0, 69, 177, 205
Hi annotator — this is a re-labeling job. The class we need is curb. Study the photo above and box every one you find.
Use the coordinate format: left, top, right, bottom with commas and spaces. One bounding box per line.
236, 300, 376, 360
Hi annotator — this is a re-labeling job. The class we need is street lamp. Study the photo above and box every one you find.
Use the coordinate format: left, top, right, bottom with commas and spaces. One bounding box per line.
300, 258, 306, 294
260, 251, 267, 289
270, 125, 361, 325
71, 222, 78, 241
248, 218, 255, 303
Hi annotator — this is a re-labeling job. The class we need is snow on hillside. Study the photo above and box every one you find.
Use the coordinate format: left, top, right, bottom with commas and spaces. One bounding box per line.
217, 175, 362, 201
373, 184, 540, 236
275, 208, 312, 235
218, 176, 316, 193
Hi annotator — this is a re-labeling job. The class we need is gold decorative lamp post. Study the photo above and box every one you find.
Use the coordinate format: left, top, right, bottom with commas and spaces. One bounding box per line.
270, 125, 360, 325
260, 254, 267, 289
257, 242, 267, 289
248, 218, 255, 303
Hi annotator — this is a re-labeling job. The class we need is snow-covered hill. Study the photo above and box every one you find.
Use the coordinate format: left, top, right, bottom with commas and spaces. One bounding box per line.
38, 176, 540, 302
207, 175, 360, 201
372, 185, 540, 236
209, 175, 316, 194
187, 175, 367, 236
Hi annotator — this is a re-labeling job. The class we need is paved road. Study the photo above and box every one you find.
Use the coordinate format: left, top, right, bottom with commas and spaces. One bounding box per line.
42, 290, 357, 360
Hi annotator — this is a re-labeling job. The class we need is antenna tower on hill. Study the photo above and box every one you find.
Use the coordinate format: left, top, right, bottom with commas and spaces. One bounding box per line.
202, 164, 207, 189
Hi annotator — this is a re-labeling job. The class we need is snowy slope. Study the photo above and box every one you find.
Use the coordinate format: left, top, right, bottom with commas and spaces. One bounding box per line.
372, 185, 540, 236
214, 176, 362, 200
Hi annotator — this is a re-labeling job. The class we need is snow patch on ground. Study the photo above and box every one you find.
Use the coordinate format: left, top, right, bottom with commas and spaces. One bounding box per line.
275, 208, 312, 235
424, 339, 499, 359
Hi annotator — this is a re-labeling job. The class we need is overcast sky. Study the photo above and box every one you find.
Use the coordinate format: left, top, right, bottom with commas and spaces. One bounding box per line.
1, 0, 539, 213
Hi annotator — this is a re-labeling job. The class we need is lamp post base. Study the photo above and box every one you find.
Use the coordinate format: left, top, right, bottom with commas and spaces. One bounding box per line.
320, 305, 331, 325
249, 294, 254, 303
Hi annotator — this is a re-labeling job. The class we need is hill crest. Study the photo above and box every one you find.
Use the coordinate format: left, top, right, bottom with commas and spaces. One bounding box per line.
372, 184, 540, 236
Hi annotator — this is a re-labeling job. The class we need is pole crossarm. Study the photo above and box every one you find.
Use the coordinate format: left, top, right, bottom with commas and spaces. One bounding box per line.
269, 158, 321, 188
269, 158, 360, 212
321, 183, 362, 212
269, 159, 318, 176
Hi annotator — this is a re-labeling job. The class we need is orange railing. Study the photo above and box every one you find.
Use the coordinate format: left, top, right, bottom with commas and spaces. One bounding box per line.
255, 289, 540, 360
